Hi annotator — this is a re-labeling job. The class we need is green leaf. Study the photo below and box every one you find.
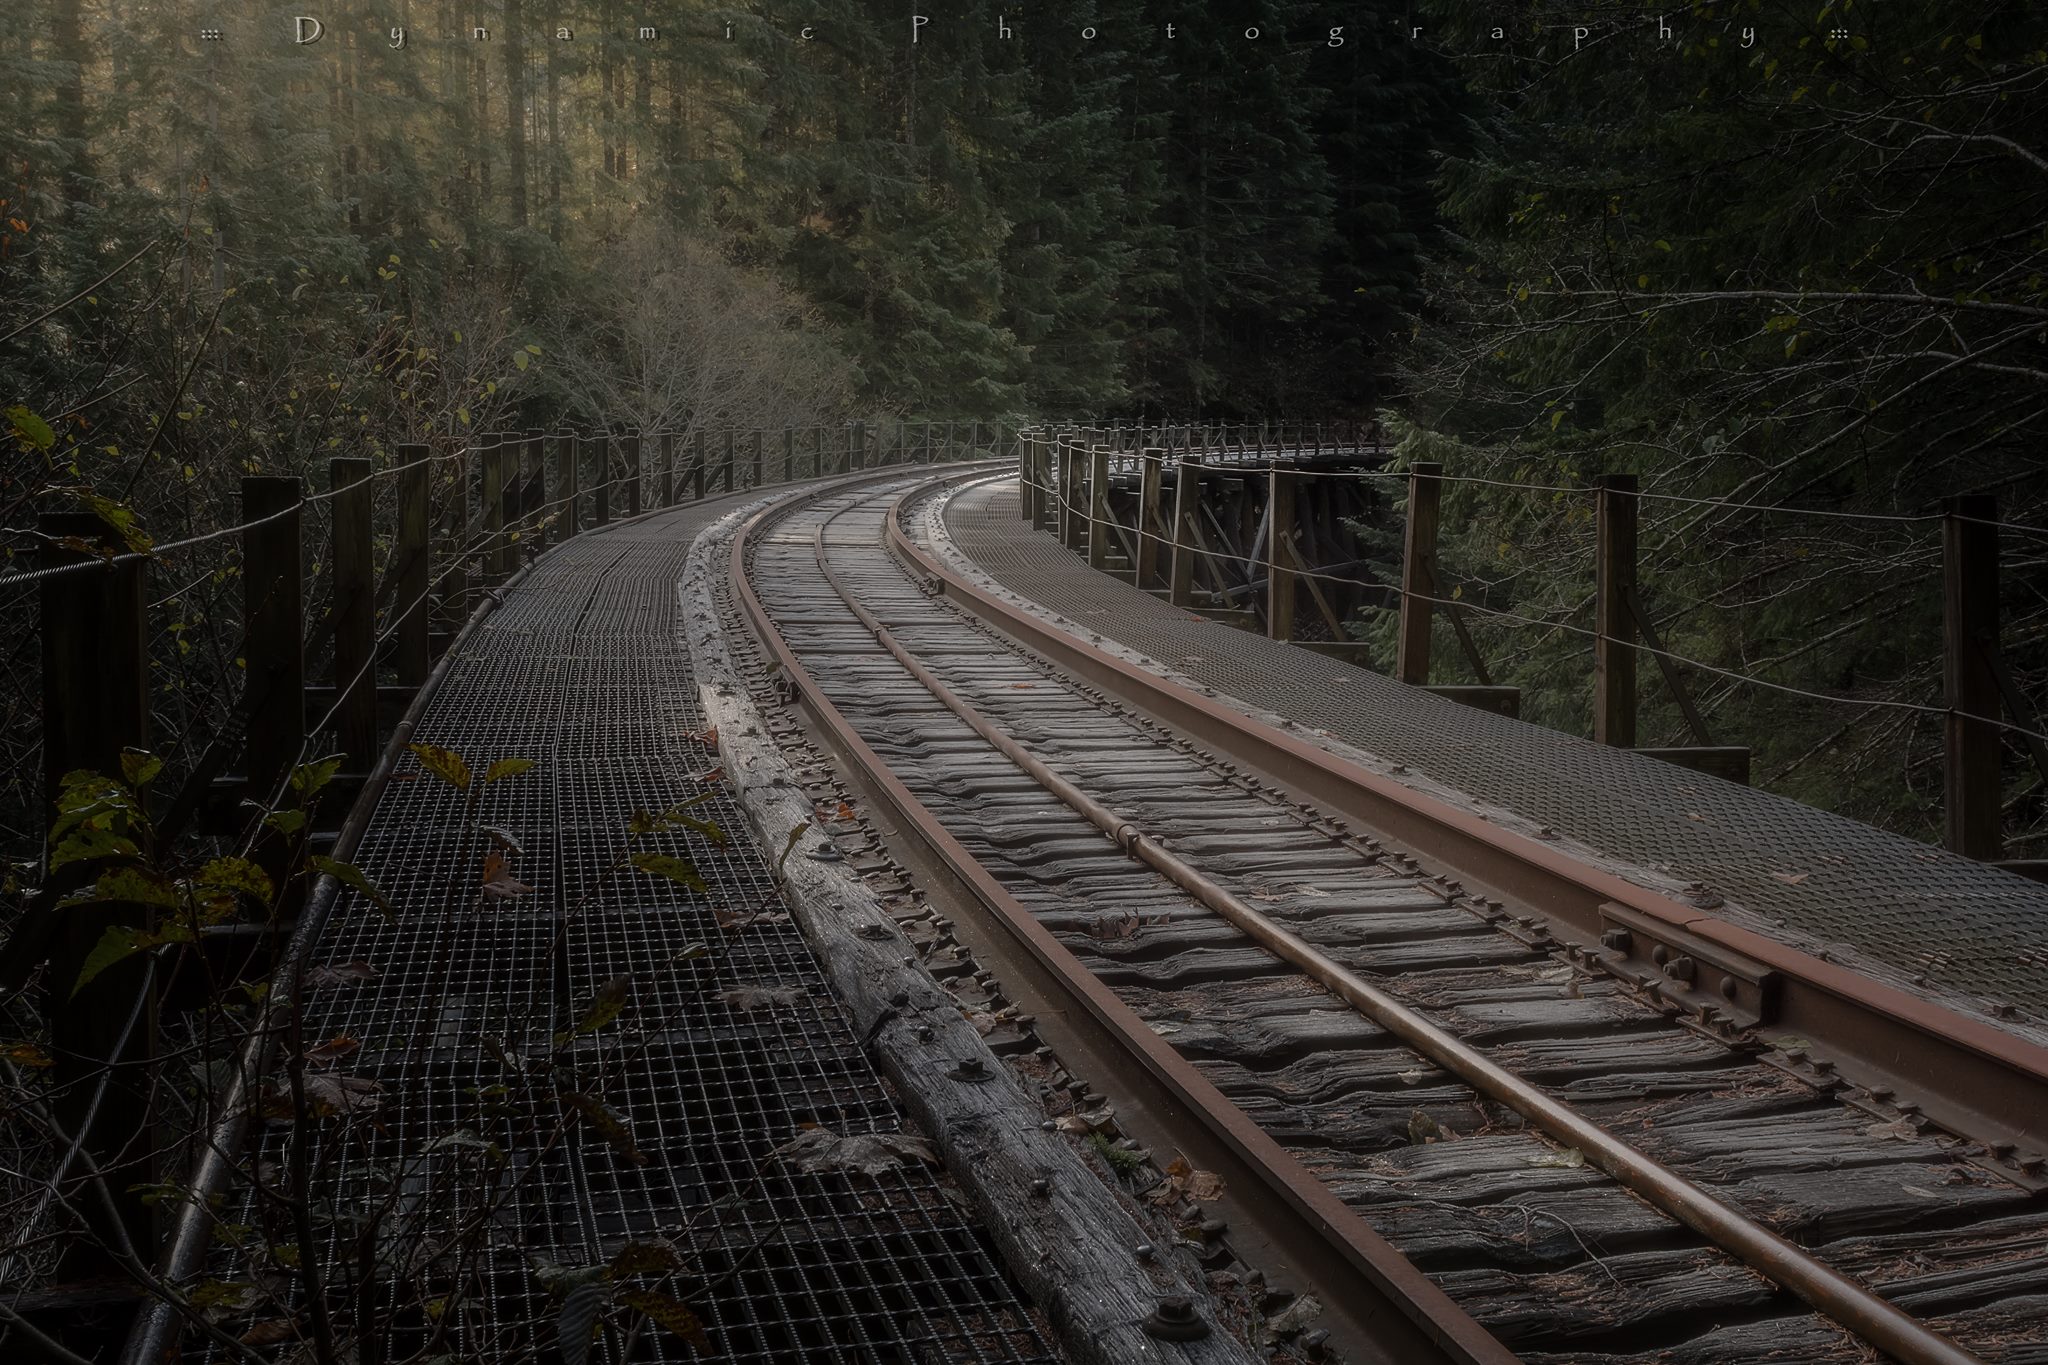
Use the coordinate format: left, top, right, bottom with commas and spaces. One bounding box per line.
310, 856, 396, 923
562, 1091, 648, 1165
569, 974, 630, 1038
48, 826, 141, 872
513, 351, 530, 372
606, 1239, 688, 1279
6, 404, 55, 451
73, 921, 193, 997
196, 856, 274, 905
627, 792, 716, 835
408, 743, 471, 790
617, 1288, 711, 1350
50, 772, 140, 843
120, 750, 164, 788
557, 1280, 608, 1365
629, 853, 708, 893
264, 808, 308, 836
483, 757, 536, 784
59, 865, 178, 910
290, 755, 345, 798
81, 494, 154, 553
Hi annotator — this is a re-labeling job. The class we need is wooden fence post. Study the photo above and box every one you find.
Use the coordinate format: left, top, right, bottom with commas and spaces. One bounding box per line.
783, 428, 796, 484
751, 430, 764, 487
480, 442, 507, 584
623, 431, 642, 517
1267, 464, 1296, 641
1396, 462, 1443, 686
850, 421, 866, 471
395, 446, 432, 686
1594, 473, 1639, 748
557, 431, 580, 537
329, 456, 377, 775
1020, 437, 1039, 524
1170, 456, 1203, 608
243, 476, 306, 806
1087, 444, 1111, 570
523, 430, 544, 550
1059, 443, 1082, 551
720, 429, 735, 491
441, 447, 469, 634
592, 434, 611, 526
1944, 493, 2002, 859
690, 430, 707, 500
1137, 450, 1165, 586
39, 511, 156, 1268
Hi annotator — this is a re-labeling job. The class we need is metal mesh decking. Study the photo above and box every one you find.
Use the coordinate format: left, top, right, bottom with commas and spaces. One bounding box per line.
203, 499, 1056, 1364
938, 479, 2048, 1028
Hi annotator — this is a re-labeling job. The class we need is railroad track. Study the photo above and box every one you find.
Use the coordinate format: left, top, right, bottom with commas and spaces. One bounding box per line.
729, 473, 2048, 1365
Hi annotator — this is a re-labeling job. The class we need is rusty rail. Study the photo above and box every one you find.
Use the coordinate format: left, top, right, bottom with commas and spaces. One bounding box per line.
730, 485, 1517, 1365
888, 474, 2048, 1169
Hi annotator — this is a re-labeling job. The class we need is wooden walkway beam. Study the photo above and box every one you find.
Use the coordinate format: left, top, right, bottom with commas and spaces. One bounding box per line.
1396, 463, 1443, 686
1944, 493, 2002, 859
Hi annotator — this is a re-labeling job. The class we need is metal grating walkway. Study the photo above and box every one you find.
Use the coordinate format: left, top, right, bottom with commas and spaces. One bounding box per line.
206, 496, 1056, 1364
936, 479, 2048, 1028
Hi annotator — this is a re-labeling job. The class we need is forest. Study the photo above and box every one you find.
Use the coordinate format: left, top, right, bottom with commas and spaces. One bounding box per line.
3, 0, 2045, 850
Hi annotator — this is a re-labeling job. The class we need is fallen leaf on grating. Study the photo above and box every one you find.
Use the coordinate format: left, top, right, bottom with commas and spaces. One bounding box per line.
481, 851, 534, 901
303, 1034, 360, 1066
304, 960, 380, 989
719, 984, 803, 1011
771, 1126, 937, 1176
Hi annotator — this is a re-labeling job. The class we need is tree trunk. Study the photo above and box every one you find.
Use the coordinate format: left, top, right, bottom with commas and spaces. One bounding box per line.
50, 0, 89, 218
545, 10, 562, 240
504, 0, 527, 227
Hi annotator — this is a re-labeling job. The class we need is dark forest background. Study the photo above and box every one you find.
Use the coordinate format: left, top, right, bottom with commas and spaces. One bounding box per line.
3, 0, 2046, 850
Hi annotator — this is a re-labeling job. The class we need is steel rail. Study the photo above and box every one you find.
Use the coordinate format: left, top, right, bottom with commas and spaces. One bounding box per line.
729, 485, 1515, 1365
890, 475, 2048, 1162
796, 481, 1990, 1365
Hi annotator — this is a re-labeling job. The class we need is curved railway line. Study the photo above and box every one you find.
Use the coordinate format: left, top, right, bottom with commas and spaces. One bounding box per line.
723, 471, 2048, 1365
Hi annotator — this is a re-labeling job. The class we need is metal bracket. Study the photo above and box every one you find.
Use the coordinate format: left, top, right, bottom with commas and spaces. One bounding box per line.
1596, 901, 1780, 1028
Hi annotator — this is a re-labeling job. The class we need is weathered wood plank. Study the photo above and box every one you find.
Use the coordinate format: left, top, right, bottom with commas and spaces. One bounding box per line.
1438, 1246, 1782, 1347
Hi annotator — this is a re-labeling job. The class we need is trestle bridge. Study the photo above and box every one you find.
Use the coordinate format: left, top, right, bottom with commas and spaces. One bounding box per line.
3, 422, 2046, 1365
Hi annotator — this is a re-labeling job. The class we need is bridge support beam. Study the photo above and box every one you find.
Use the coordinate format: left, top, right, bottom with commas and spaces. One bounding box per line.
524, 430, 544, 548
558, 431, 580, 537
243, 475, 306, 806
39, 511, 157, 1272
1944, 493, 2002, 860
1087, 446, 1111, 571
1169, 457, 1203, 608
1137, 450, 1164, 587
330, 456, 378, 776
395, 446, 432, 686
1059, 441, 1083, 552
480, 442, 508, 584
1396, 462, 1442, 686
1594, 473, 1638, 748
623, 431, 642, 517
1267, 464, 1296, 641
